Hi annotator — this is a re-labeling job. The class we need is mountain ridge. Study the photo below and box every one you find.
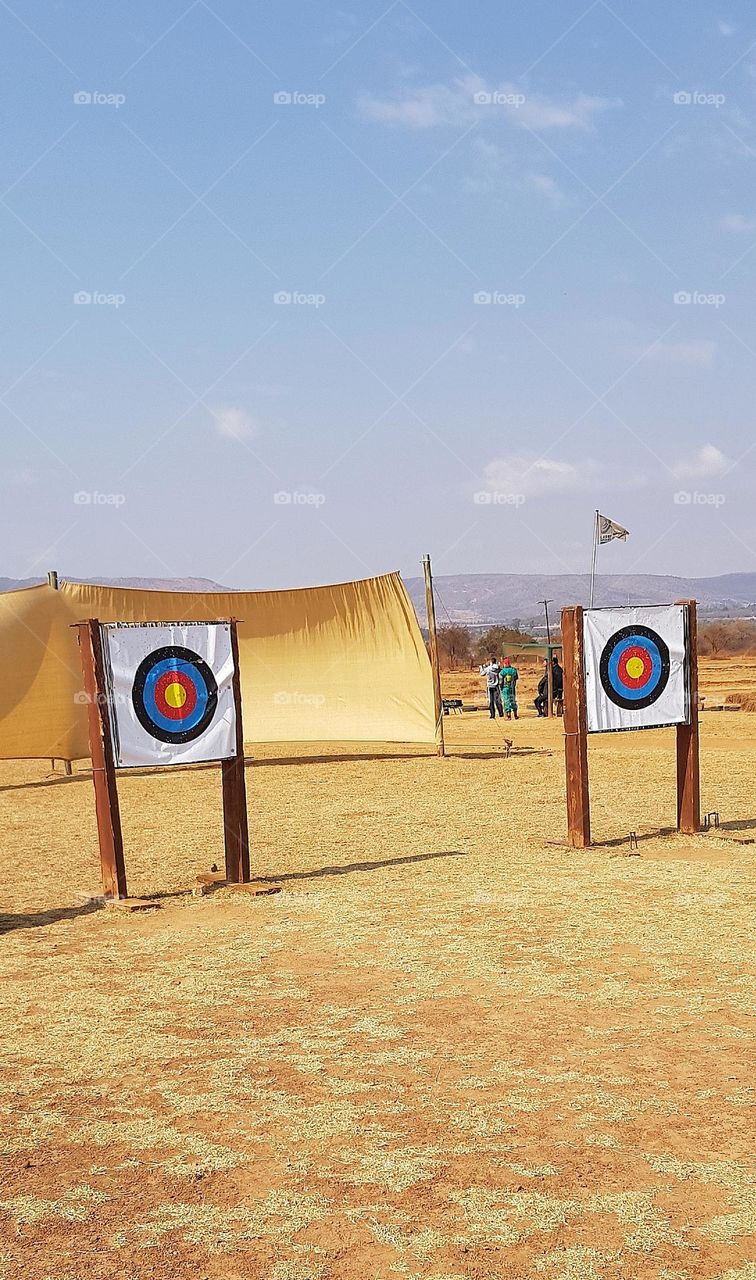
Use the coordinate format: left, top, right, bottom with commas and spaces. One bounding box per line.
2, 572, 755, 622
403, 572, 756, 624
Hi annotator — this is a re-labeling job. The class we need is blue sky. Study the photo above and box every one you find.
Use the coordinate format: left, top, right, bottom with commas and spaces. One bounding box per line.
2, 0, 756, 588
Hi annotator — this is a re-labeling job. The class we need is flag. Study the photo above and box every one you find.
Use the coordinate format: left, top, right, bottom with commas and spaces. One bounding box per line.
598, 513, 629, 545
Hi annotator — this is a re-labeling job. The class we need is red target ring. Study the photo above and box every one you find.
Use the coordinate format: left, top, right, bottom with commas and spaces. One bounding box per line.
153, 668, 198, 720
616, 644, 652, 690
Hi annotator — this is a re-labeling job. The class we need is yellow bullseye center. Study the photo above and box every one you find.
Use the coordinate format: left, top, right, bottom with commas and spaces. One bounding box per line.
164, 681, 187, 709
625, 656, 645, 680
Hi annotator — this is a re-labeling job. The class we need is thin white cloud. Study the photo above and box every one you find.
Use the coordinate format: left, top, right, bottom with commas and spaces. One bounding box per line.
526, 173, 567, 206
648, 340, 717, 367
210, 406, 259, 441
360, 75, 618, 132
718, 19, 737, 36
720, 213, 756, 232
482, 454, 644, 499
7, 466, 37, 487
672, 444, 730, 479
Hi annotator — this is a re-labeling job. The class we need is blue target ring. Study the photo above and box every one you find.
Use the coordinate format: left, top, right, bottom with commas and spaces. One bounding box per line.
132, 646, 218, 744
599, 625, 670, 711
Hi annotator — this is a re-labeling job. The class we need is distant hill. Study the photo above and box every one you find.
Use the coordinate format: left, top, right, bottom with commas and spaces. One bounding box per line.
3, 571, 755, 624
404, 573, 756, 626
0, 576, 229, 594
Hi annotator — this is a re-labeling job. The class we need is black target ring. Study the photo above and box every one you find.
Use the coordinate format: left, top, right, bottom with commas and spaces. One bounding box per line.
599, 625, 671, 711
132, 645, 219, 744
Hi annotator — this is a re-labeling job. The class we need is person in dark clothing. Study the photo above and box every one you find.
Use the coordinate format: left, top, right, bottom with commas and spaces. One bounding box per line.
534, 670, 548, 717
551, 656, 563, 699
534, 656, 563, 716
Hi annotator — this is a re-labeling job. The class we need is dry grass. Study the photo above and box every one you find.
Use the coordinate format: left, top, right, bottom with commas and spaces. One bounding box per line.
0, 655, 754, 1279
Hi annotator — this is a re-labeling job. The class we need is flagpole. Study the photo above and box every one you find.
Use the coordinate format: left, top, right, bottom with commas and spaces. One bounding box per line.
589, 509, 599, 608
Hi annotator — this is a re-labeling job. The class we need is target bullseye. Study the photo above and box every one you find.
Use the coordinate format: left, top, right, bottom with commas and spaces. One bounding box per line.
599, 625, 670, 711
164, 682, 186, 709
132, 646, 218, 744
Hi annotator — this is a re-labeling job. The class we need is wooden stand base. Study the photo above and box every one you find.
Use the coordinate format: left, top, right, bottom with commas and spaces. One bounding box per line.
106, 897, 162, 912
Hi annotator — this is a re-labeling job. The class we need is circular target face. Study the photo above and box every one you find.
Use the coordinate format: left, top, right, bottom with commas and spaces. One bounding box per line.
132, 646, 218, 744
599, 625, 671, 711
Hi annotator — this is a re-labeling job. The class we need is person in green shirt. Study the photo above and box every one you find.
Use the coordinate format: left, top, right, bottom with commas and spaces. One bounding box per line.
499, 658, 519, 720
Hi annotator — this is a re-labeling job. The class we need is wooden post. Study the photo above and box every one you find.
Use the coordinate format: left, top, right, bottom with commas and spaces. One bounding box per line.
75, 619, 127, 898
221, 620, 251, 883
562, 606, 591, 848
546, 654, 554, 718
422, 554, 445, 757
49, 570, 72, 775
676, 600, 700, 834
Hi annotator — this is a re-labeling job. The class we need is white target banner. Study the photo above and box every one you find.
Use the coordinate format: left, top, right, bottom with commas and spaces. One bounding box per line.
102, 622, 237, 768
583, 605, 689, 733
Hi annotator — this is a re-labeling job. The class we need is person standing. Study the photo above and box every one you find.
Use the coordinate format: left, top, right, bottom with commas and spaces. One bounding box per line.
479, 655, 503, 719
499, 657, 519, 719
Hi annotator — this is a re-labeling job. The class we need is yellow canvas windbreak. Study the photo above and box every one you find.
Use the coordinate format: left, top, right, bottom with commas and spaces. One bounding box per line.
0, 573, 436, 760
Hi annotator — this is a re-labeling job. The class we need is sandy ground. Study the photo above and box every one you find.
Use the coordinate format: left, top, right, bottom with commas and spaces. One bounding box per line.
0, 661, 754, 1279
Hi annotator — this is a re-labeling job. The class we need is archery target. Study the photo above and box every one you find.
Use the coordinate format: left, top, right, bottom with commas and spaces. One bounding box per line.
584, 605, 689, 733
599, 625, 670, 711
102, 622, 236, 767
132, 647, 218, 744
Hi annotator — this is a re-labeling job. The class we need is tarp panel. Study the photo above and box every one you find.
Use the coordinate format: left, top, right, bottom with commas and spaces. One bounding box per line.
0, 573, 436, 758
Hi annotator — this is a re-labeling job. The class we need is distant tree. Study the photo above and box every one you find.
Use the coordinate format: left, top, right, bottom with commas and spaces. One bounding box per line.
474, 625, 534, 665
437, 625, 472, 670
699, 620, 756, 655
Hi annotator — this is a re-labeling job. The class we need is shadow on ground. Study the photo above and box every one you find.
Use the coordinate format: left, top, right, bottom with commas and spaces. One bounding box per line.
0, 901, 103, 935
260, 849, 466, 884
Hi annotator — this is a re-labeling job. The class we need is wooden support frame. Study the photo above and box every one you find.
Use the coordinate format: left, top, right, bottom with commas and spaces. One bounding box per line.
561, 606, 591, 848
221, 620, 251, 883
562, 600, 700, 847
422, 554, 446, 757
75, 619, 128, 898
74, 617, 251, 898
675, 600, 701, 834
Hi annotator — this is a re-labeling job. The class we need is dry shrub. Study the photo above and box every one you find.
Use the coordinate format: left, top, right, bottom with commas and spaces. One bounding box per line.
726, 692, 756, 711
699, 620, 756, 657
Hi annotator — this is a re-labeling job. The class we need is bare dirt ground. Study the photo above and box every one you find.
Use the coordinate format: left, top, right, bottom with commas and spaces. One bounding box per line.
0, 657, 754, 1279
